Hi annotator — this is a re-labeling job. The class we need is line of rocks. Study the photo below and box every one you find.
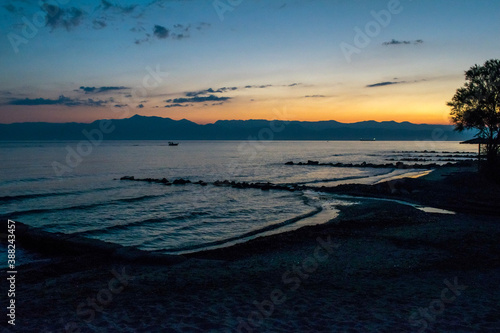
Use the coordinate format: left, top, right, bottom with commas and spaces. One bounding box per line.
119, 176, 205, 186
395, 150, 477, 154
118, 176, 306, 192
284, 160, 474, 169
388, 158, 475, 162
400, 154, 477, 158
213, 180, 305, 192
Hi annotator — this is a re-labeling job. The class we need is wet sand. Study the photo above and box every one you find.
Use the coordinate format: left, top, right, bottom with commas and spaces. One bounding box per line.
1, 168, 499, 332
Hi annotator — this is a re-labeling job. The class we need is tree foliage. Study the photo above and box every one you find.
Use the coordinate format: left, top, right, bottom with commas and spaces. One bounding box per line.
448, 59, 500, 165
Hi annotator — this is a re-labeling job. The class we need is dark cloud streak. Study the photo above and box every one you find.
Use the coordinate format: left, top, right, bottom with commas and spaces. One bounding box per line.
78, 86, 129, 94
101, 0, 137, 14
7, 95, 109, 107
141, 22, 209, 43
366, 81, 404, 88
43, 5, 84, 31
92, 19, 107, 29
382, 39, 423, 46
3, 4, 18, 13
186, 87, 237, 96
153, 25, 169, 39
166, 95, 230, 104
164, 103, 190, 108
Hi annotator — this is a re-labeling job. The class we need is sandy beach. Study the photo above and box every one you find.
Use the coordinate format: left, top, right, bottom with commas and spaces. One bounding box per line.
2, 167, 499, 332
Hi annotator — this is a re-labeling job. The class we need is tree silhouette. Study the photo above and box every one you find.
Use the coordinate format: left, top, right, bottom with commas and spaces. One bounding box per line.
448, 59, 500, 167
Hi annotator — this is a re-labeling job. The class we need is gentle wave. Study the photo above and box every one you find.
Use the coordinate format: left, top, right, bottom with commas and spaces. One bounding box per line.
70, 211, 210, 236
2, 193, 169, 219
0, 185, 127, 203
155, 206, 323, 253
0, 176, 55, 185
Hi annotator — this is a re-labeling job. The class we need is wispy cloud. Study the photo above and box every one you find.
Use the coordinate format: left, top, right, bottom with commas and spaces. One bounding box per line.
245, 84, 272, 89
382, 39, 423, 46
164, 103, 190, 108
196, 22, 211, 31
304, 95, 326, 98
366, 81, 405, 88
4, 0, 209, 44
42, 4, 84, 31
184, 84, 291, 97
101, 0, 137, 14
244, 83, 301, 89
153, 25, 169, 39
78, 86, 129, 94
137, 22, 210, 44
168, 82, 301, 105
163, 91, 233, 108
7, 95, 109, 107
166, 95, 230, 104
3, 4, 19, 14
92, 19, 107, 29
186, 87, 237, 96
171, 23, 190, 40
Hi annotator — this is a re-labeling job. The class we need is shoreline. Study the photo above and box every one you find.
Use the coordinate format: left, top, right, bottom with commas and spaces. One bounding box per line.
2, 166, 499, 332
2, 167, 458, 259
3, 165, 497, 262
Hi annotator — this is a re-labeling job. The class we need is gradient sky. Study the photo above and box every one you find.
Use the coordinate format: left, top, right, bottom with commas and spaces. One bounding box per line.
1, 0, 499, 124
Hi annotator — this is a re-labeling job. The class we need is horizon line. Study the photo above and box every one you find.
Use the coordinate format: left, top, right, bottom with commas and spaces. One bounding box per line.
0, 114, 454, 126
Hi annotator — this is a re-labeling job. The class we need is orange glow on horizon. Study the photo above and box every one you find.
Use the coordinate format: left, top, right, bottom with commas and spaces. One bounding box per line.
0, 102, 453, 125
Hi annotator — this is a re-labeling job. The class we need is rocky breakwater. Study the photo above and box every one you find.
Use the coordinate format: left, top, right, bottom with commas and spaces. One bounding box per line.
119, 177, 306, 192
284, 160, 474, 169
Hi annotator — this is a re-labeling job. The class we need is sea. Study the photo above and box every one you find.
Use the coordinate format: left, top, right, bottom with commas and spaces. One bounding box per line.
1, 140, 476, 257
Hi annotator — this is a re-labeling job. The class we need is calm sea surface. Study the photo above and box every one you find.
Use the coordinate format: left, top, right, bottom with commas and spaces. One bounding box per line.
1, 141, 476, 254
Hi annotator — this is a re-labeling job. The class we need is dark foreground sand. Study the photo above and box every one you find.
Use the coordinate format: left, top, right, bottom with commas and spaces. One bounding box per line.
1, 169, 499, 332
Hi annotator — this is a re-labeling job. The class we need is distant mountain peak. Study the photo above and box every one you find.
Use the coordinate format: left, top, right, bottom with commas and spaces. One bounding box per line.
0, 116, 472, 141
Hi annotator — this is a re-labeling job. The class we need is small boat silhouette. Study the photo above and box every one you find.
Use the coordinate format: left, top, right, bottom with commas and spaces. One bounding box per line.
168, 142, 179, 146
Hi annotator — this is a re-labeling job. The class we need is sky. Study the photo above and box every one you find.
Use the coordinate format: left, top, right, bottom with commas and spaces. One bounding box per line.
0, 0, 499, 125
